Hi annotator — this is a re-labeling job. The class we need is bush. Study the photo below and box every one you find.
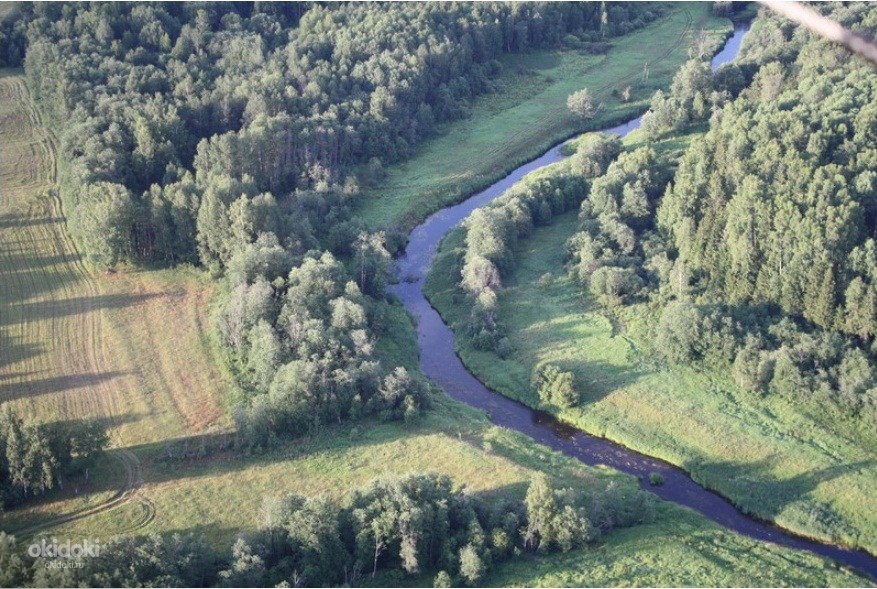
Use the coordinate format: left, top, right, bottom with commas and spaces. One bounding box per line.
648, 472, 664, 486
567, 88, 596, 119
656, 300, 701, 363
434, 570, 452, 588
532, 364, 579, 409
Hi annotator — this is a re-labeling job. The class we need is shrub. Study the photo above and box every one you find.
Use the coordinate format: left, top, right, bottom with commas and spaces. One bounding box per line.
648, 472, 664, 486
434, 570, 452, 588
532, 364, 579, 409
656, 300, 701, 363
567, 88, 596, 119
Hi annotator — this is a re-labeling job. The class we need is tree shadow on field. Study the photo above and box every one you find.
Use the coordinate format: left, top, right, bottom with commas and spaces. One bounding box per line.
109, 414, 546, 494
0, 370, 132, 402
0, 248, 81, 304
0, 212, 63, 228
684, 454, 876, 536
0, 328, 41, 371
1, 292, 162, 326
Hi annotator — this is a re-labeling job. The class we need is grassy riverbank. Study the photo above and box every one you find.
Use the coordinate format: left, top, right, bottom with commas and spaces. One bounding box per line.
425, 214, 877, 556
355, 4, 730, 230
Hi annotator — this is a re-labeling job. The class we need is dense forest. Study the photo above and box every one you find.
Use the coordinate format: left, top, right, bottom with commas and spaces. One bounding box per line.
0, 2, 672, 446
12, 1, 663, 269
0, 472, 655, 587
451, 2, 877, 429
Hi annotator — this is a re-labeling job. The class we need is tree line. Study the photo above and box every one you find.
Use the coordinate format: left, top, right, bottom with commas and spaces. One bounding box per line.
460, 166, 588, 353
0, 471, 655, 587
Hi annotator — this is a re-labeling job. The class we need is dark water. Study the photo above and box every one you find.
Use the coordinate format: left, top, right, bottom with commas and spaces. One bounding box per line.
390, 24, 877, 582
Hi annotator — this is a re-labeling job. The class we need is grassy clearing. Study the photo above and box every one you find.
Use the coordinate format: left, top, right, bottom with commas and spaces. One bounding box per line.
426, 213, 877, 555
0, 71, 232, 533
487, 504, 867, 588
355, 4, 731, 230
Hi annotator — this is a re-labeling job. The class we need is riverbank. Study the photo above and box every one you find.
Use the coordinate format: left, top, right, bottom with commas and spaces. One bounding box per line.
355, 4, 731, 231
409, 17, 877, 581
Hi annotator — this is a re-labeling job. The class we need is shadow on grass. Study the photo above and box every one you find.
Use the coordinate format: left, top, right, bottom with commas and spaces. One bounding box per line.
1, 292, 162, 326
0, 371, 132, 401
686, 454, 875, 542
0, 212, 64, 228
0, 329, 41, 372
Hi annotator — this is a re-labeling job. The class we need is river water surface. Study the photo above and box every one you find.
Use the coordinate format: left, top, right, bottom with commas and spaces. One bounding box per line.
390, 23, 877, 581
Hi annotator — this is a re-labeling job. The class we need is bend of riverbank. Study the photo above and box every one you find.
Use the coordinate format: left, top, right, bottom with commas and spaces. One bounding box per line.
356, 4, 731, 231
396, 23, 877, 582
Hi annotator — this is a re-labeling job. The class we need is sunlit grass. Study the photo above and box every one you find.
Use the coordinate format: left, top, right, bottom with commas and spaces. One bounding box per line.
426, 212, 877, 555
355, 4, 731, 230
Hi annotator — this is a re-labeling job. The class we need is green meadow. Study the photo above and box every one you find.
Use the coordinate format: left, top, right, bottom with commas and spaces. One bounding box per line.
356, 4, 730, 230
426, 212, 877, 557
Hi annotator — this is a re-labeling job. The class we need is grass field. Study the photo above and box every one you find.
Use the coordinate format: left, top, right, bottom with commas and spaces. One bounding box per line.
0, 71, 233, 535
355, 4, 730, 231
426, 213, 877, 556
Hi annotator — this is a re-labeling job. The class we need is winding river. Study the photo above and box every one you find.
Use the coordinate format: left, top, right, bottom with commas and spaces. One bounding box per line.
390, 23, 877, 582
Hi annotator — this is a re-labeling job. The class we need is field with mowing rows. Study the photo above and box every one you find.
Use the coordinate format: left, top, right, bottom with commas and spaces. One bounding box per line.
0, 70, 232, 535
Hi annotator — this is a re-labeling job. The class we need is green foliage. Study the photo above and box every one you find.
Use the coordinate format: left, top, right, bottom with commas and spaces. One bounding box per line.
655, 301, 702, 364
648, 472, 665, 486
0, 405, 108, 510
532, 364, 579, 409
458, 544, 485, 585
570, 133, 623, 178
522, 473, 643, 555
658, 4, 877, 342
433, 570, 452, 588
0, 533, 27, 588
69, 182, 135, 270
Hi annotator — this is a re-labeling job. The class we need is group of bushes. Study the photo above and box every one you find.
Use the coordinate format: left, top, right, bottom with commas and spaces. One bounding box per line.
0, 405, 107, 511
0, 472, 655, 587
460, 167, 588, 352
218, 243, 431, 447
566, 140, 670, 306
532, 364, 579, 409
655, 302, 877, 425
